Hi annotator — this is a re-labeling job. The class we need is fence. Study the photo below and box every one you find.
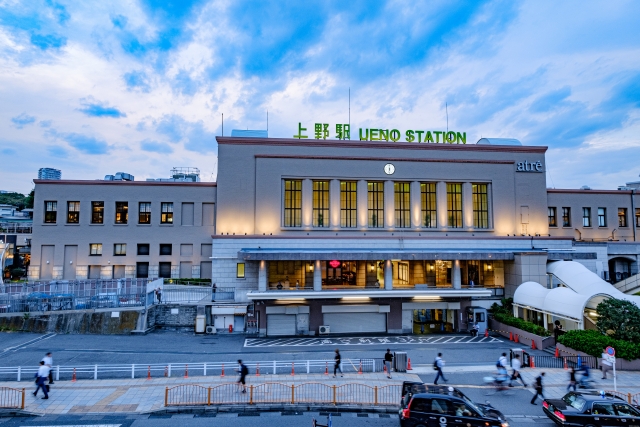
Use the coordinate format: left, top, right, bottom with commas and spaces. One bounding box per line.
2, 279, 151, 297
161, 286, 234, 303
0, 292, 148, 314
530, 355, 598, 369
0, 387, 25, 409
165, 382, 401, 407
0, 222, 32, 233
0, 359, 377, 382
606, 390, 640, 405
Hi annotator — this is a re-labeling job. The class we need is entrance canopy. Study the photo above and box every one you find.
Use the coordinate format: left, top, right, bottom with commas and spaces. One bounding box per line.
238, 248, 525, 261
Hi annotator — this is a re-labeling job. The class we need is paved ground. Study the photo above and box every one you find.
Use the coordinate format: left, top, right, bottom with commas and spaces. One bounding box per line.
244, 335, 501, 347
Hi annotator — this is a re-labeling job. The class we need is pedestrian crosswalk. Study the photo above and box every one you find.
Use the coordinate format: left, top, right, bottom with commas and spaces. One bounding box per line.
244, 335, 503, 347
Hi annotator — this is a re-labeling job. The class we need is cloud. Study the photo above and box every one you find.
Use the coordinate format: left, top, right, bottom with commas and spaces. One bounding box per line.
45, 0, 70, 25
154, 115, 217, 152
11, 113, 36, 129
47, 145, 69, 158
78, 99, 127, 118
529, 86, 572, 113
140, 139, 173, 153
123, 70, 151, 92
60, 133, 110, 155
1, 148, 18, 156
30, 33, 67, 50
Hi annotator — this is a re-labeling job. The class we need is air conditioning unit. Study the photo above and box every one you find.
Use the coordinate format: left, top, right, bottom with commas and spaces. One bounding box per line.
319, 325, 330, 335
205, 326, 216, 334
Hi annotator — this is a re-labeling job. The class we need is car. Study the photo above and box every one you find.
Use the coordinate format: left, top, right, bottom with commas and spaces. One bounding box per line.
543, 391, 640, 426
400, 381, 508, 427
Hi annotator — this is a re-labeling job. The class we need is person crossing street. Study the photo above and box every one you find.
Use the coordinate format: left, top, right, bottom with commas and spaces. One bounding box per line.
434, 353, 448, 385
530, 372, 545, 405
33, 361, 50, 399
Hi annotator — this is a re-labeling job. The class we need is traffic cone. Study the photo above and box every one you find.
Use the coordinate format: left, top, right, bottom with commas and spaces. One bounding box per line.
358, 361, 363, 375
147, 366, 151, 380
256, 363, 260, 376
509, 332, 513, 341
555, 347, 560, 358
407, 358, 412, 370
514, 334, 519, 343
184, 364, 189, 378
325, 362, 328, 375
531, 340, 536, 350
530, 356, 535, 368
563, 357, 568, 370
221, 363, 225, 377
383, 363, 387, 373
72, 368, 77, 382
484, 329, 489, 338
291, 362, 295, 376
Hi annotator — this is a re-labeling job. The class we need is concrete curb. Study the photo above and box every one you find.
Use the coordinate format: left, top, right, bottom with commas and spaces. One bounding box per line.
152, 404, 401, 415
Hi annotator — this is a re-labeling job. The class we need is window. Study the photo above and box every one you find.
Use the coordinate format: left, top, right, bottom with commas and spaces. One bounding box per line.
159, 262, 171, 278
394, 182, 410, 228
159, 244, 172, 255
421, 183, 437, 228
115, 202, 128, 224
598, 207, 606, 227
139, 202, 151, 224
582, 207, 591, 227
67, 201, 80, 223
447, 183, 463, 228
136, 262, 149, 278
161, 202, 173, 224
340, 181, 357, 228
367, 181, 384, 228
114, 243, 126, 256
44, 201, 57, 223
398, 262, 408, 282
91, 201, 104, 224
137, 244, 150, 255
592, 403, 615, 416
237, 263, 245, 278
562, 207, 571, 227
618, 208, 628, 227
472, 184, 489, 229
613, 403, 640, 417
90, 243, 102, 255
312, 181, 329, 227
283, 180, 302, 227
548, 207, 557, 227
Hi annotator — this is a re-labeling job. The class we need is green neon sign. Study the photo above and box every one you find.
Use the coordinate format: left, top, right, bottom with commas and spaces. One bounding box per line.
294, 123, 466, 144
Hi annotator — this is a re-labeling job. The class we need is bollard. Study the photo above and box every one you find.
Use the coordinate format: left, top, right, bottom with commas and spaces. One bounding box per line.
184, 364, 189, 378
147, 366, 151, 380
531, 356, 535, 368
563, 357, 568, 370
131, 364, 135, 379
94, 364, 98, 380
72, 368, 77, 382
164, 366, 168, 377
358, 360, 362, 375
203, 363, 207, 377
17, 366, 21, 382
168, 364, 172, 377
307, 360, 310, 374
256, 363, 260, 376
221, 363, 225, 377
509, 332, 513, 341
273, 360, 277, 375
325, 362, 329, 375
408, 358, 412, 370
56, 365, 60, 382
291, 362, 295, 376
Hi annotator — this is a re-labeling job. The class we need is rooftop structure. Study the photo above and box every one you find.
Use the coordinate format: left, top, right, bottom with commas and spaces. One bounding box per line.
38, 168, 61, 180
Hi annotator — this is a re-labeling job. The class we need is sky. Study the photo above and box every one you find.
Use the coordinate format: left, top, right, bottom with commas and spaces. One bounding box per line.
1, 0, 639, 194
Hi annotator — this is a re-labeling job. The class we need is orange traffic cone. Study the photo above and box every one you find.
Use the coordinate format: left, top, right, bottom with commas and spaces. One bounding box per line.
514, 334, 519, 343
383, 363, 387, 373
325, 362, 328, 375
509, 332, 513, 341
530, 356, 535, 368
563, 357, 568, 370
256, 363, 260, 376
184, 364, 189, 378
291, 362, 295, 376
147, 366, 151, 380
531, 340, 536, 350
407, 358, 412, 370
221, 363, 225, 377
555, 347, 560, 358
72, 368, 77, 382
358, 361, 363, 375
484, 329, 489, 338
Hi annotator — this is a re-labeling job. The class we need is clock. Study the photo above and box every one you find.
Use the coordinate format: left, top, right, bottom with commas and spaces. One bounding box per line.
384, 163, 395, 175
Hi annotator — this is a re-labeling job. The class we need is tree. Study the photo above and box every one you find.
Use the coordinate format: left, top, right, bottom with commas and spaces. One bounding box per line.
596, 299, 640, 342
24, 189, 34, 209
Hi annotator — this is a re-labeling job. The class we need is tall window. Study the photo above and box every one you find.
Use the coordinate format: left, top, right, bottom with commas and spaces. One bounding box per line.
67, 201, 80, 224
139, 202, 151, 224
446, 183, 463, 228
161, 202, 173, 224
89, 243, 102, 255
473, 184, 489, 229
115, 202, 128, 224
114, 243, 126, 256
283, 180, 302, 227
548, 207, 557, 227
367, 181, 384, 228
598, 207, 606, 227
44, 201, 57, 223
312, 181, 329, 227
583, 207, 591, 227
394, 182, 410, 228
340, 181, 357, 228
91, 201, 104, 224
618, 208, 628, 227
562, 207, 571, 227
237, 263, 245, 278
421, 183, 437, 228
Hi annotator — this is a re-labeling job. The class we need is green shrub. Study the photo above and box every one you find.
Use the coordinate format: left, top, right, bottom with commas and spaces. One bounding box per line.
493, 312, 550, 337
558, 329, 640, 361
595, 299, 640, 342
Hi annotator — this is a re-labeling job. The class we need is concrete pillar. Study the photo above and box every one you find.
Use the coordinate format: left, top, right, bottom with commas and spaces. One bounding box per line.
452, 260, 461, 289
384, 259, 393, 290
462, 182, 473, 229
302, 179, 313, 228
258, 260, 267, 292
437, 181, 447, 228
513, 305, 518, 317
357, 180, 368, 228
385, 180, 395, 228
313, 260, 322, 291
411, 181, 421, 228
543, 313, 549, 330
330, 180, 341, 228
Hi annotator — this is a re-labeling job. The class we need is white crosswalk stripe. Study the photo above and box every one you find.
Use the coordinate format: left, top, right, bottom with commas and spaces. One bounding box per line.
244, 335, 502, 347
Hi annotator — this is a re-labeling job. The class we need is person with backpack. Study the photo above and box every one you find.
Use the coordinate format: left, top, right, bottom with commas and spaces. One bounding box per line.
433, 353, 448, 385
509, 354, 527, 387
236, 359, 248, 393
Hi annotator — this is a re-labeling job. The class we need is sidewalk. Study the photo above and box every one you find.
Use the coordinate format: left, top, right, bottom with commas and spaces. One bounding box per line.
2, 371, 421, 415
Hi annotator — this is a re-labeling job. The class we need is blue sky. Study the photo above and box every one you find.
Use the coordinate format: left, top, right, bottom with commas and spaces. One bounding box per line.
1, 0, 639, 192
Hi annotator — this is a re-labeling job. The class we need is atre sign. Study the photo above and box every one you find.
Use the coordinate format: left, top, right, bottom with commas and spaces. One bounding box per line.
516, 160, 543, 172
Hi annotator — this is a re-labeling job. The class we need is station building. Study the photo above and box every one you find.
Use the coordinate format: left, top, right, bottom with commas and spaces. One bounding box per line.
29, 136, 640, 336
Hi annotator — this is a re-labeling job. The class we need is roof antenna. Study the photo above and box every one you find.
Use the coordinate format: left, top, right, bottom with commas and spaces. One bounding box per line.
446, 102, 448, 133
267, 110, 269, 134
348, 87, 351, 139
221, 113, 224, 137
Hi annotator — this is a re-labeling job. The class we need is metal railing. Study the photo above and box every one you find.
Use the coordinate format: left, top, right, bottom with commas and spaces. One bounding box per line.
0, 292, 147, 314
0, 359, 377, 382
0, 387, 25, 409
0, 222, 32, 234
529, 355, 598, 369
165, 382, 401, 407
606, 390, 640, 405
161, 286, 234, 303
3, 279, 151, 297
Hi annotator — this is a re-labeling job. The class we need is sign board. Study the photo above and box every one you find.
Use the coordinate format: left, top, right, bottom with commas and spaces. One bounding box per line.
606, 346, 615, 356
605, 346, 616, 363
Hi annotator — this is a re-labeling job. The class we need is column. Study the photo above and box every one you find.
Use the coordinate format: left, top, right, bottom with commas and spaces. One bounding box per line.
385, 180, 395, 228
357, 180, 368, 228
313, 260, 322, 291
452, 260, 461, 289
437, 181, 447, 229
462, 182, 473, 229
330, 180, 341, 228
543, 313, 549, 330
258, 260, 267, 292
384, 259, 393, 290
411, 181, 421, 228
302, 179, 313, 228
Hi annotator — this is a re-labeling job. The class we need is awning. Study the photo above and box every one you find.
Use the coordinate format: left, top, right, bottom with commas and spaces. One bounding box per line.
237, 248, 524, 261
211, 305, 247, 315
246, 288, 491, 300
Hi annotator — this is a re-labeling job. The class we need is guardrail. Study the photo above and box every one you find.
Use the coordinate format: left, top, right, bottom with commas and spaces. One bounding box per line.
606, 390, 640, 405
0, 387, 25, 409
165, 382, 401, 407
161, 287, 234, 303
0, 359, 377, 382
0, 292, 147, 314
527, 355, 598, 369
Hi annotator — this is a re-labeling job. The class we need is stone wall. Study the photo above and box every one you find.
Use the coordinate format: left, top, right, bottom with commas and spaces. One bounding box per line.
148, 304, 197, 332
0, 309, 141, 334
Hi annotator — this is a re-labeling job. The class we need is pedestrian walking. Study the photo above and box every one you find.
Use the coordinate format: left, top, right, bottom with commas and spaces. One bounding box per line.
509, 354, 527, 387
33, 361, 49, 399
601, 348, 613, 379
384, 349, 393, 379
567, 367, 577, 391
498, 352, 508, 370
333, 349, 343, 378
212, 283, 217, 302
553, 321, 563, 344
236, 359, 248, 393
155, 287, 162, 304
530, 372, 545, 405
433, 353, 448, 385
42, 352, 54, 385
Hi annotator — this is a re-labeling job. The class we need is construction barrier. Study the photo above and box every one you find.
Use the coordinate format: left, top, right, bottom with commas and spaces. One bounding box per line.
0, 387, 25, 410
165, 382, 402, 407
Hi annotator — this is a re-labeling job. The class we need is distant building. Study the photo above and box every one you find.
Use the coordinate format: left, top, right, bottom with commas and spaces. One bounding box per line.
38, 168, 61, 180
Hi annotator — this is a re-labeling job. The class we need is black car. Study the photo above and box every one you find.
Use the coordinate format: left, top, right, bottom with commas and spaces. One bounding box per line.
543, 391, 640, 426
400, 381, 508, 427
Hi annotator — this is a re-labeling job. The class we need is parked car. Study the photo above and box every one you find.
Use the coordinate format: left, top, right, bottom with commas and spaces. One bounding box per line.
400, 381, 508, 427
543, 391, 640, 426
